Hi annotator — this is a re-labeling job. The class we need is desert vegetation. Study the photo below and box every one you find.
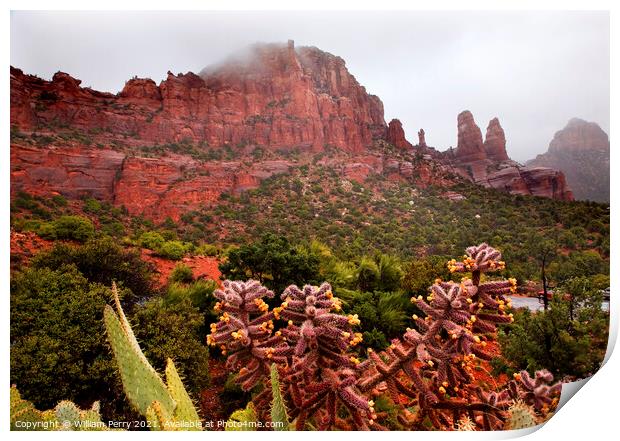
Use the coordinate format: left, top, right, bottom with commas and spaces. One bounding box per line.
9, 182, 609, 430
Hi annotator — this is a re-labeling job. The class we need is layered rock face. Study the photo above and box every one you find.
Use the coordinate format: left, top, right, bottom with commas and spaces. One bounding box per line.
11, 41, 385, 154
527, 118, 609, 202
448, 111, 573, 201
10, 144, 295, 221
386, 119, 412, 149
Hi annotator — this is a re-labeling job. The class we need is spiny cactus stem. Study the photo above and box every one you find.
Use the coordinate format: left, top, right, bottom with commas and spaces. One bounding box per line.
471, 270, 481, 286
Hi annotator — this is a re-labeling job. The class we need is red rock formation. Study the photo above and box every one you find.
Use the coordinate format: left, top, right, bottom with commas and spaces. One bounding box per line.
455, 110, 486, 162
386, 119, 412, 149
10, 144, 294, 222
119, 77, 162, 106
484, 117, 509, 161
549, 118, 609, 153
527, 118, 609, 202
10, 145, 126, 200
10, 41, 386, 153
448, 110, 573, 201
485, 165, 573, 201
519, 167, 574, 200
10, 41, 576, 219
418, 129, 427, 148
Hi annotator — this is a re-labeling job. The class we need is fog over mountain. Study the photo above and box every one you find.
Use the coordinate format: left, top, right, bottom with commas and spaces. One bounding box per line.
10, 10, 609, 162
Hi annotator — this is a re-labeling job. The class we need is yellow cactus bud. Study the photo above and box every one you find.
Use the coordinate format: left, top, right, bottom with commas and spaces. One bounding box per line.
348, 314, 361, 325
439, 386, 446, 394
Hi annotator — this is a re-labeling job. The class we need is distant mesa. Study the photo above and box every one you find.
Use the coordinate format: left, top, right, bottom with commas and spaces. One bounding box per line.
548, 118, 609, 154
526, 118, 609, 202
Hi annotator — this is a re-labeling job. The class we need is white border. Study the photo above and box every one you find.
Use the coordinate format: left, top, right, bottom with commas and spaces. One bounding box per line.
3, 1, 617, 440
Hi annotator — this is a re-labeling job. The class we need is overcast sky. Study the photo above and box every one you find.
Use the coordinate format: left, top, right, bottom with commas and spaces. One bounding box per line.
10, 10, 609, 161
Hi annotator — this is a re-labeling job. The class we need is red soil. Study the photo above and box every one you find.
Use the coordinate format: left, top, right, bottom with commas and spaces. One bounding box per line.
140, 249, 222, 287
199, 358, 230, 429
10, 230, 53, 269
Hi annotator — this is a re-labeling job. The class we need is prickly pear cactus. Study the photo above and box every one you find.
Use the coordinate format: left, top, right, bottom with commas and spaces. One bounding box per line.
10, 386, 107, 431
269, 363, 290, 430
104, 283, 202, 431
226, 402, 258, 431
505, 401, 539, 430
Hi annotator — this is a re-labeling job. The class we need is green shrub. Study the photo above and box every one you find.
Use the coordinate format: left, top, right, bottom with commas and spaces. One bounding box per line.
10, 265, 124, 420
157, 240, 188, 260
82, 198, 102, 214
138, 231, 165, 250
495, 277, 609, 379
196, 243, 219, 257
32, 237, 156, 303
38, 215, 95, 242
219, 234, 320, 293
132, 297, 210, 395
170, 264, 194, 284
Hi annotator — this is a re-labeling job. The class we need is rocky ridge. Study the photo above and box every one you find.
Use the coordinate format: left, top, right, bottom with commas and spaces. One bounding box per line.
10, 42, 575, 221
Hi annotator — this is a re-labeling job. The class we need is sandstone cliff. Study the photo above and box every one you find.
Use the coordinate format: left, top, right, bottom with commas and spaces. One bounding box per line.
527, 118, 609, 202
11, 41, 386, 154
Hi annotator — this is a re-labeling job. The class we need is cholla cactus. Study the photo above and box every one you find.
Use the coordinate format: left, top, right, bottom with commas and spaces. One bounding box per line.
275, 283, 376, 430
357, 243, 531, 430
207, 280, 291, 390
212, 244, 562, 431
509, 370, 561, 413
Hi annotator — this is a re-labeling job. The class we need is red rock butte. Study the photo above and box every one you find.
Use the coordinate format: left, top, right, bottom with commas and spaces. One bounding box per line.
12, 40, 386, 154
526, 118, 609, 202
